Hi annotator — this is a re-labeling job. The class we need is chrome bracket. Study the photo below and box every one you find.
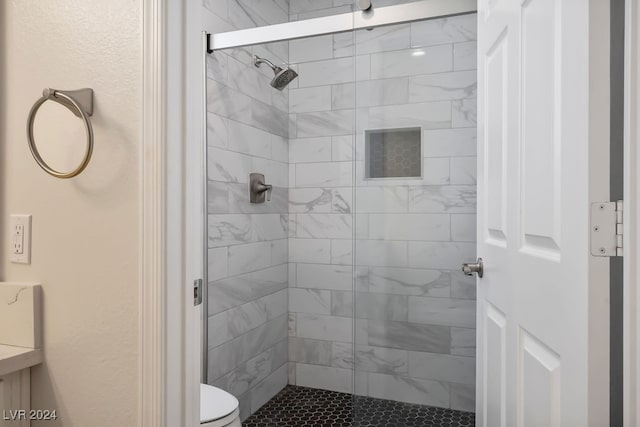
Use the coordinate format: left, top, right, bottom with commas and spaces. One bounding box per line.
206, 33, 214, 54
43, 88, 94, 117
358, 0, 372, 11
194, 279, 203, 306
590, 201, 623, 257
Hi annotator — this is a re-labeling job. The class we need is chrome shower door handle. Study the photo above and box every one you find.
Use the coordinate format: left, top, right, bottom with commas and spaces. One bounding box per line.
462, 258, 483, 278
250, 173, 272, 203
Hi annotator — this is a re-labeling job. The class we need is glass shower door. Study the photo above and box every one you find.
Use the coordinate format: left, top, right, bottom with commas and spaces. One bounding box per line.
207, 24, 361, 424
352, 14, 478, 425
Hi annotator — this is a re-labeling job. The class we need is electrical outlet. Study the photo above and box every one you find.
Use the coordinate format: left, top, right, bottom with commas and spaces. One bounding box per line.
10, 215, 31, 264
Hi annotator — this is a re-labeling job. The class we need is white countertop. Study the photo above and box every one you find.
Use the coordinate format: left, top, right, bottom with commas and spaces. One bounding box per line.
0, 344, 42, 377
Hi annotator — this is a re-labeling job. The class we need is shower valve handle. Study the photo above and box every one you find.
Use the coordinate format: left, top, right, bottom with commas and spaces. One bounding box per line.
250, 173, 272, 203
255, 183, 272, 201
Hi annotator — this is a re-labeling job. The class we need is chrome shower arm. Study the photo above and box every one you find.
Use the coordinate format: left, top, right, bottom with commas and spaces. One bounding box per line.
253, 55, 279, 72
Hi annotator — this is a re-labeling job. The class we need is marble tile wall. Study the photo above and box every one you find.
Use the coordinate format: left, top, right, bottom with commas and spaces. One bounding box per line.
202, 0, 290, 420
286, 11, 478, 413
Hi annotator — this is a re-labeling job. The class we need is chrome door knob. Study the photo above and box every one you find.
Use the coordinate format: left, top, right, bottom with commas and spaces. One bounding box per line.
462, 258, 483, 278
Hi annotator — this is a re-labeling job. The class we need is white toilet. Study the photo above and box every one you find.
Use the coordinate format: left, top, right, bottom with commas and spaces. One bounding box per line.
200, 383, 242, 426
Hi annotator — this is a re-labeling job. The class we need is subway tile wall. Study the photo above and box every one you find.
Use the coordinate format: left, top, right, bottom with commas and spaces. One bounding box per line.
202, 0, 290, 420
286, 8, 478, 412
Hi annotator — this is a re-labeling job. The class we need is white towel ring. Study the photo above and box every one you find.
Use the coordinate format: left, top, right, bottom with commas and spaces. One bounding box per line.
26, 88, 94, 179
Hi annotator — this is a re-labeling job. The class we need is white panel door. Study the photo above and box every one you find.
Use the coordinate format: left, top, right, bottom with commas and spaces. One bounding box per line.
476, 0, 610, 426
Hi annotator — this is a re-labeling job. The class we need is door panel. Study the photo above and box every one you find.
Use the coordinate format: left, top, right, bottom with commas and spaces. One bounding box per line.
484, 303, 506, 427
521, 0, 561, 256
477, 0, 610, 425
519, 330, 561, 427
485, 30, 508, 245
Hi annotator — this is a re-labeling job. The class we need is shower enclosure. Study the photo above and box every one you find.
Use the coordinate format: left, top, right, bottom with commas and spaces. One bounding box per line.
203, 0, 477, 423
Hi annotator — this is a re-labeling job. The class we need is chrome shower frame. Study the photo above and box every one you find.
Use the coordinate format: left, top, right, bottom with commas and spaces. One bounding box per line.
206, 0, 475, 51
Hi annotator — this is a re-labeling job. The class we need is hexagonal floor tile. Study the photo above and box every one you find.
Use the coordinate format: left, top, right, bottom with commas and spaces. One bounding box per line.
242, 386, 475, 427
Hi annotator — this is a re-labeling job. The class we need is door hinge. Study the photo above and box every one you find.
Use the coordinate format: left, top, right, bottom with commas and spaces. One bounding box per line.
590, 201, 623, 257
194, 279, 203, 306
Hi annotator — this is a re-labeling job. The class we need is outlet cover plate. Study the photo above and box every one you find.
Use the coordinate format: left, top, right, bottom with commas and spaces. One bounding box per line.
10, 215, 32, 264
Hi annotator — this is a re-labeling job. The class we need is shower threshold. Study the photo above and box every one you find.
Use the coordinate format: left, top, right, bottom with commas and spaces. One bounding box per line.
243, 385, 475, 427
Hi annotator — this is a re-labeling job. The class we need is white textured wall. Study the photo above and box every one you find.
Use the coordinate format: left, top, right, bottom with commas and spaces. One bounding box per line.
0, 1, 140, 426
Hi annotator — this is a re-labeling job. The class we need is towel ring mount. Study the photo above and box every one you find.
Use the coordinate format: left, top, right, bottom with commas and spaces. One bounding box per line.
26, 88, 94, 179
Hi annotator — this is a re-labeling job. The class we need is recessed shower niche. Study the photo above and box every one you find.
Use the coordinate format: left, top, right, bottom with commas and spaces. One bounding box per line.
365, 127, 423, 179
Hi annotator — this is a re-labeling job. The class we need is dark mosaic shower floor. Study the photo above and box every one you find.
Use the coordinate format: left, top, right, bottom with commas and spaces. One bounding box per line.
243, 385, 475, 427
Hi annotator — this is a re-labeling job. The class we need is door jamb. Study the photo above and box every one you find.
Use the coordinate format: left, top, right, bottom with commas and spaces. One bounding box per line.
140, 0, 202, 425
624, 0, 640, 424
139, 0, 167, 424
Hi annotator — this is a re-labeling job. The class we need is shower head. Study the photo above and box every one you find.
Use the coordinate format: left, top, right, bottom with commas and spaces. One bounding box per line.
253, 55, 298, 91
271, 68, 299, 91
